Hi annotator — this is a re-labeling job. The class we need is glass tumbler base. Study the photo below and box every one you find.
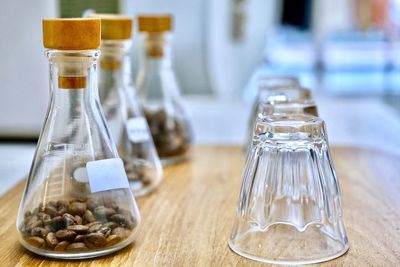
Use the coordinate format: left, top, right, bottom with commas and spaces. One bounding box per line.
228, 240, 349, 265
228, 223, 349, 265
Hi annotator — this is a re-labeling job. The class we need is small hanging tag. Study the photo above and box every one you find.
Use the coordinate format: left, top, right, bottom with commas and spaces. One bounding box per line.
126, 117, 151, 143
86, 158, 130, 193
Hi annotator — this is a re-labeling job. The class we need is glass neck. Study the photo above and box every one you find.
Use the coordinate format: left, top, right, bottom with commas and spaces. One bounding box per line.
139, 32, 172, 70
47, 50, 99, 114
99, 40, 132, 90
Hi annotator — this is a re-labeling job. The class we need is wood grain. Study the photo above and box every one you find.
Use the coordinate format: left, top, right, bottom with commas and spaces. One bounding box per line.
0, 146, 399, 266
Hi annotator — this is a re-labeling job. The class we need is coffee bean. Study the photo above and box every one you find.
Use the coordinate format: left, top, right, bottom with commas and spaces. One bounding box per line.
57, 200, 69, 208
74, 215, 83, 225
44, 205, 57, 217
97, 226, 111, 238
26, 236, 45, 248
56, 206, 68, 216
83, 210, 96, 223
63, 213, 76, 227
66, 242, 88, 252
47, 216, 64, 231
86, 221, 101, 227
25, 217, 43, 232
88, 222, 102, 233
84, 233, 107, 249
54, 241, 69, 251
70, 202, 87, 215
119, 208, 135, 221
103, 197, 118, 211
94, 206, 116, 218
38, 202, 45, 211
110, 214, 126, 224
106, 235, 122, 247
74, 235, 85, 242
48, 200, 57, 207
55, 229, 77, 241
86, 198, 100, 211
44, 225, 54, 233
37, 212, 51, 222
24, 211, 32, 219
32, 207, 39, 215
45, 232, 58, 248
111, 214, 136, 229
102, 222, 118, 229
112, 227, 127, 239
31, 227, 49, 238
67, 225, 89, 234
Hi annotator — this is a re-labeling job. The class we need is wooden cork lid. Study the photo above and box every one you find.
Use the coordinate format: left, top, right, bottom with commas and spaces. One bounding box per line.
90, 14, 133, 40
138, 15, 173, 32
43, 18, 101, 50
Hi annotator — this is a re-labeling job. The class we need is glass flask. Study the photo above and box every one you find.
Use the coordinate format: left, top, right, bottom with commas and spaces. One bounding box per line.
94, 14, 163, 197
136, 15, 192, 165
230, 114, 349, 265
16, 18, 141, 259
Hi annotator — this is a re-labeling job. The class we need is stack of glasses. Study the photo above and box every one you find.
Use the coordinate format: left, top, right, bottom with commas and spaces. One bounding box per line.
230, 76, 350, 265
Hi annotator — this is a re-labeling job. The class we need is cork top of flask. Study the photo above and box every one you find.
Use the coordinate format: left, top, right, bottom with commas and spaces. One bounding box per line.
43, 18, 101, 50
90, 14, 133, 40
138, 15, 173, 32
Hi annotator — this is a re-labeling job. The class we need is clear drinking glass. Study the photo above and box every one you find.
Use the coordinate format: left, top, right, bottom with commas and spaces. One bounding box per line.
136, 15, 193, 165
16, 19, 140, 259
259, 99, 318, 118
96, 15, 163, 197
230, 114, 349, 265
247, 85, 315, 149
257, 76, 299, 91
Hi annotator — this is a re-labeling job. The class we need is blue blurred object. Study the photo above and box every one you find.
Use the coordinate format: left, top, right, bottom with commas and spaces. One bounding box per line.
321, 31, 387, 95
322, 31, 387, 71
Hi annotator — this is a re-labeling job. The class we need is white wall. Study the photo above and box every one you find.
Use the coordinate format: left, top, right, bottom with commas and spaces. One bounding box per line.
207, 0, 277, 99
0, 0, 57, 137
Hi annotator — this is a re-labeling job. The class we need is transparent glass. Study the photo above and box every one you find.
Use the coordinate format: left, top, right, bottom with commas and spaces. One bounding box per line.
136, 32, 192, 165
230, 114, 349, 265
247, 85, 316, 149
257, 76, 299, 91
99, 40, 163, 196
16, 50, 141, 259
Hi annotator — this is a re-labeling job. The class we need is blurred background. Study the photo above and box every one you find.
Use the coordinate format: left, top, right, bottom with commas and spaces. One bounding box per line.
1, 0, 400, 194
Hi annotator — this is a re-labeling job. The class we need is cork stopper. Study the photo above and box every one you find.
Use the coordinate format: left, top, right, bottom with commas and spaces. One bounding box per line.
58, 76, 86, 89
138, 15, 173, 32
43, 18, 101, 50
90, 14, 133, 40
99, 58, 122, 70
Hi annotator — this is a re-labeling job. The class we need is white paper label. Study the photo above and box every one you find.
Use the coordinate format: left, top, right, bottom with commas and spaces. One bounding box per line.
126, 117, 150, 143
86, 158, 130, 193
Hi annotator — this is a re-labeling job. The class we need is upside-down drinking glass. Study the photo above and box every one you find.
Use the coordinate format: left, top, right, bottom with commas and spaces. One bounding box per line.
230, 114, 349, 265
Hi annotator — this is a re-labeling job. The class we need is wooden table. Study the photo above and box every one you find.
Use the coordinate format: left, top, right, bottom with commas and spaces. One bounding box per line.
0, 146, 399, 266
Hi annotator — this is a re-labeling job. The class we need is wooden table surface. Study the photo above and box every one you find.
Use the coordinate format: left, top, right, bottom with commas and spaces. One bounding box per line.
0, 146, 399, 266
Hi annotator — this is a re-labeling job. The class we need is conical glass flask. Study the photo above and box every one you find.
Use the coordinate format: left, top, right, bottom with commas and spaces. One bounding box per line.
136, 15, 192, 165
94, 14, 163, 197
230, 114, 349, 265
16, 18, 141, 259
